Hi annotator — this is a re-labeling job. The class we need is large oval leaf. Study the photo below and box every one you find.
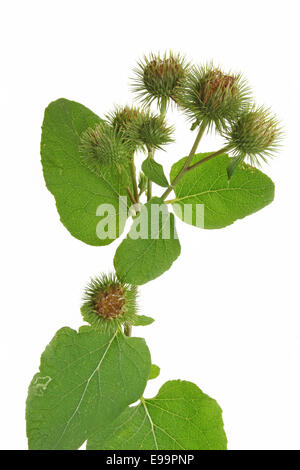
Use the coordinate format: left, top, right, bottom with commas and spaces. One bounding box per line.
114, 198, 181, 285
41, 98, 131, 245
170, 153, 275, 229
87, 380, 227, 450
26, 326, 151, 450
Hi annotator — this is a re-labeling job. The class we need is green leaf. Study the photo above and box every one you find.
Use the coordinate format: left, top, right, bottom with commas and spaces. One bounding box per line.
114, 198, 181, 285
149, 364, 160, 380
132, 315, 155, 326
26, 326, 151, 450
170, 153, 275, 229
87, 380, 227, 450
142, 157, 169, 187
41, 98, 131, 246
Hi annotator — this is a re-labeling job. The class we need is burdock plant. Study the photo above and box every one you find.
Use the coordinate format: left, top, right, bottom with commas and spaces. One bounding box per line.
26, 52, 282, 450
132, 52, 189, 113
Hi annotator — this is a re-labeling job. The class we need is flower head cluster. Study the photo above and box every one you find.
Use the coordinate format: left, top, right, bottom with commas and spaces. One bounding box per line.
125, 110, 174, 151
79, 122, 132, 173
224, 105, 282, 172
81, 273, 138, 332
176, 63, 251, 131
132, 52, 189, 110
107, 106, 141, 138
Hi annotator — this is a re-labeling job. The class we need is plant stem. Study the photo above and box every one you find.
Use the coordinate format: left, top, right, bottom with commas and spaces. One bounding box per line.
130, 156, 139, 202
160, 97, 167, 117
124, 324, 132, 337
145, 98, 168, 202
161, 120, 207, 200
126, 187, 136, 205
186, 145, 231, 172
164, 145, 233, 205
147, 148, 154, 201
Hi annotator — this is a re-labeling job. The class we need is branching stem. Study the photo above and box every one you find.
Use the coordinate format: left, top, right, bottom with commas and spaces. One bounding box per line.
163, 145, 232, 204
161, 120, 208, 200
186, 145, 231, 172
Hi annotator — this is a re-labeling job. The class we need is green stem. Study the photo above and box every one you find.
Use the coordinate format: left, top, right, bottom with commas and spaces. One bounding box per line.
164, 145, 232, 205
144, 98, 168, 202
126, 187, 136, 205
159, 97, 167, 117
161, 120, 208, 201
130, 156, 139, 202
124, 324, 132, 337
186, 145, 231, 172
147, 148, 154, 201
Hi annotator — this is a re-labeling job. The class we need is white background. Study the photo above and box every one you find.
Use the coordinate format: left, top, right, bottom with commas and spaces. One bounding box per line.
1, 0, 299, 450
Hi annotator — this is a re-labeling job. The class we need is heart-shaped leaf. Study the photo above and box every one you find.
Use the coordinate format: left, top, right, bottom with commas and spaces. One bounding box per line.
87, 380, 227, 450
26, 326, 151, 450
